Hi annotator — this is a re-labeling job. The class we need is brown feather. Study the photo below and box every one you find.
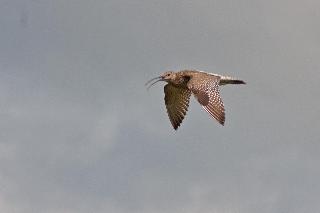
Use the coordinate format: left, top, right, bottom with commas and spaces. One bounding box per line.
187, 73, 225, 125
164, 84, 191, 130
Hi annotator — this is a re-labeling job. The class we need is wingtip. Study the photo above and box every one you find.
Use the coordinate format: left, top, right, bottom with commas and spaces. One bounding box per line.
171, 122, 180, 130
219, 118, 225, 126
219, 114, 226, 126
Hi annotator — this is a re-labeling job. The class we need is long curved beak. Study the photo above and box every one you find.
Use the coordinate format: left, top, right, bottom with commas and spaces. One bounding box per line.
145, 76, 163, 90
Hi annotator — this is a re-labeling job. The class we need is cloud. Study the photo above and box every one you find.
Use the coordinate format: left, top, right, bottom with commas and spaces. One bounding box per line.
0, 0, 320, 212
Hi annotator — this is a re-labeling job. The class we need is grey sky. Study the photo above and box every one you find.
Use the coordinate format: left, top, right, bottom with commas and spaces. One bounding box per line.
0, 0, 320, 212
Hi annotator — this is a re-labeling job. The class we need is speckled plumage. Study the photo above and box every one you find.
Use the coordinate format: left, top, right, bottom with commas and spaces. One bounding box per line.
146, 70, 245, 130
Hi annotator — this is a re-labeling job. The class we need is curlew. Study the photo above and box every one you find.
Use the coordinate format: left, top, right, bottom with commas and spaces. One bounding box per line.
146, 70, 245, 130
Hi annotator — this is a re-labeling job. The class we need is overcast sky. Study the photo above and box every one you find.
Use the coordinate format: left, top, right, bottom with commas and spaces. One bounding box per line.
1, 0, 320, 212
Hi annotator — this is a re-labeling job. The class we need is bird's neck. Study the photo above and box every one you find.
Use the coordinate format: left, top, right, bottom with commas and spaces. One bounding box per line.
170, 74, 190, 86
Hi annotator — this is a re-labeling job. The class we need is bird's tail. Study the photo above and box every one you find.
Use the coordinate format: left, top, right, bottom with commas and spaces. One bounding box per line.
219, 75, 246, 85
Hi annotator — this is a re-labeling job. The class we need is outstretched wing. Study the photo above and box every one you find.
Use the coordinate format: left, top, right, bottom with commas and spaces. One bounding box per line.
164, 84, 191, 130
187, 74, 225, 125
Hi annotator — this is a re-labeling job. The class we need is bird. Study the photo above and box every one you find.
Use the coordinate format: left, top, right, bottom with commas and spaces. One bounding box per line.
145, 70, 246, 130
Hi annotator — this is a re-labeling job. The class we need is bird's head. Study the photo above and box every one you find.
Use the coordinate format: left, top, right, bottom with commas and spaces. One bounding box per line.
145, 71, 176, 89
161, 71, 176, 81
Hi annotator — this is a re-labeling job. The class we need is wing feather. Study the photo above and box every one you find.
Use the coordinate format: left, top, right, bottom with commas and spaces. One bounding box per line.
187, 74, 225, 125
164, 84, 191, 130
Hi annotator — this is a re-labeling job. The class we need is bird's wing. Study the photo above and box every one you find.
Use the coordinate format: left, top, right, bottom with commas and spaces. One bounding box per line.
187, 74, 225, 125
164, 84, 191, 130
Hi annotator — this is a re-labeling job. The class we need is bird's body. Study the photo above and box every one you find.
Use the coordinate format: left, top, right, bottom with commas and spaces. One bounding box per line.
146, 70, 245, 130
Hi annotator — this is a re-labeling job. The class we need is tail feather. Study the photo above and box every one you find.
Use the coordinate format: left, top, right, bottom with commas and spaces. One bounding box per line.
219, 76, 246, 85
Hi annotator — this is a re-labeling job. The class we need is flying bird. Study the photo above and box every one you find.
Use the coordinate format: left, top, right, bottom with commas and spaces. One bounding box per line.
146, 70, 245, 130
